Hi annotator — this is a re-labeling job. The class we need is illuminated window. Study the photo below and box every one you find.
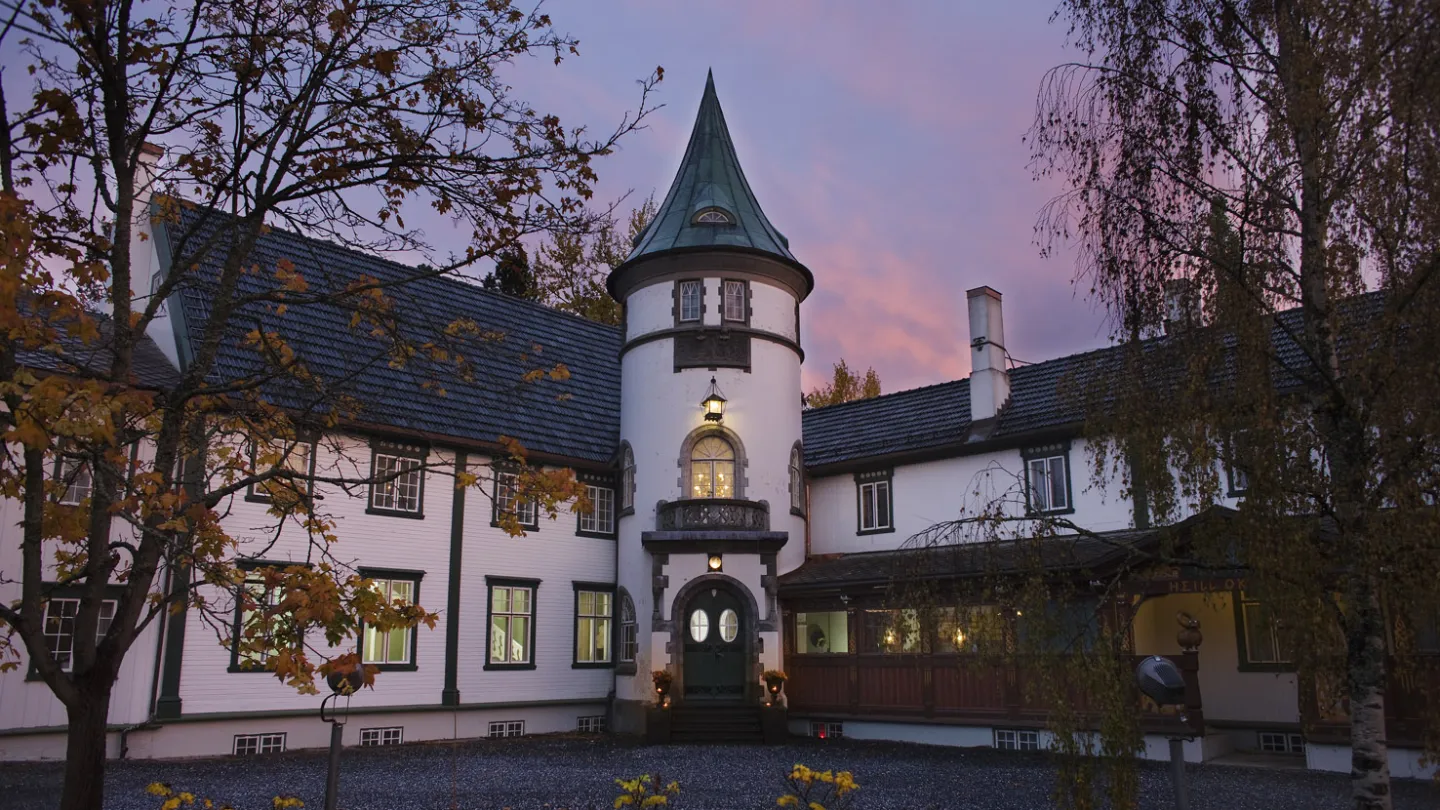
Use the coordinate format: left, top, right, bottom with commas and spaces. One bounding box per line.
719, 608, 739, 642
488, 582, 535, 666
575, 588, 613, 665
361, 576, 417, 667
688, 609, 710, 642
689, 436, 735, 498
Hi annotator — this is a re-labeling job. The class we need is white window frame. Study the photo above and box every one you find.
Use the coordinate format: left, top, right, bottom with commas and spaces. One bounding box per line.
620, 445, 636, 512
995, 729, 1039, 751
575, 588, 613, 665
488, 720, 524, 738
679, 280, 703, 322
370, 451, 423, 514
57, 455, 93, 506
619, 592, 637, 664
809, 721, 844, 739
361, 575, 418, 667
1026, 454, 1070, 513
233, 733, 286, 755
789, 446, 805, 513
858, 479, 891, 532
359, 727, 404, 746
494, 470, 537, 528
577, 715, 606, 733
234, 572, 282, 668
579, 484, 615, 535
41, 596, 116, 672
488, 583, 534, 666
248, 439, 314, 501
722, 280, 746, 322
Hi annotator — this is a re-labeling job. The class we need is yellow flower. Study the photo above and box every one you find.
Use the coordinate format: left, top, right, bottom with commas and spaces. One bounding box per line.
776, 796, 799, 807
615, 796, 633, 808
161, 799, 181, 810
808, 803, 826, 810
641, 797, 668, 807
179, 792, 196, 805
146, 783, 173, 798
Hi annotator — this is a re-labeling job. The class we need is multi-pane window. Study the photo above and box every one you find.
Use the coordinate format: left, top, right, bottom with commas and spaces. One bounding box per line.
810, 721, 844, 739
1239, 595, 1292, 666
42, 597, 116, 672
620, 445, 635, 511
362, 577, 416, 666
359, 727, 403, 746
575, 589, 612, 665
488, 720, 525, 738
233, 733, 286, 755
995, 729, 1040, 751
1026, 455, 1069, 513
618, 592, 638, 664
248, 440, 313, 501
494, 471, 537, 527
1259, 732, 1304, 754
722, 280, 745, 321
577, 715, 606, 734
579, 485, 615, 535
679, 280, 703, 322
234, 572, 282, 668
690, 436, 735, 498
57, 456, 93, 506
371, 452, 423, 514
858, 478, 891, 532
789, 445, 804, 513
489, 584, 534, 665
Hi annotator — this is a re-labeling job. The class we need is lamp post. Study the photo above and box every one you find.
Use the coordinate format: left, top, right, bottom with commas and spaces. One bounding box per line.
1135, 655, 1191, 810
321, 668, 364, 810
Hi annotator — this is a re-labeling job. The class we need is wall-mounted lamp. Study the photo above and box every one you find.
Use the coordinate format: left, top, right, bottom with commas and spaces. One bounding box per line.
707, 554, 723, 572
701, 377, 727, 423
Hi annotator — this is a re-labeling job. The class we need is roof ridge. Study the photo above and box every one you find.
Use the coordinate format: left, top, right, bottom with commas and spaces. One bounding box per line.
804, 377, 966, 414
180, 205, 623, 337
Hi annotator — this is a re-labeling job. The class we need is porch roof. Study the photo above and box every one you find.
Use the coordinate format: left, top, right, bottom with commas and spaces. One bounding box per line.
778, 527, 1161, 593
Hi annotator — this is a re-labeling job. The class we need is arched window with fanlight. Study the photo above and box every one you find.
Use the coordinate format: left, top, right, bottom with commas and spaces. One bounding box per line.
619, 443, 635, 513
690, 436, 735, 499
789, 442, 806, 515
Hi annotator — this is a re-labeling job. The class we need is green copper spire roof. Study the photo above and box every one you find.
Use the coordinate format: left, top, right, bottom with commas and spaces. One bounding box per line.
624, 71, 800, 267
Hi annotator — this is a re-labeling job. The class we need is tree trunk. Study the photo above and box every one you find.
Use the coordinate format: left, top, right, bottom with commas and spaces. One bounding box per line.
60, 685, 112, 810
1348, 573, 1392, 810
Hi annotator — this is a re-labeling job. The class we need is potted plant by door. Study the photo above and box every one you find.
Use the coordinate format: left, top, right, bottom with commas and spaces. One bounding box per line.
647, 670, 675, 744
760, 670, 789, 743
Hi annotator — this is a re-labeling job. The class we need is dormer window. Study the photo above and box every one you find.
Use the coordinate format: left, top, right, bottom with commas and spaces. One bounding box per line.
693, 207, 733, 225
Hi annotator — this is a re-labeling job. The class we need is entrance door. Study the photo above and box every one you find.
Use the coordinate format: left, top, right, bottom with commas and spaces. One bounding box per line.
682, 587, 746, 701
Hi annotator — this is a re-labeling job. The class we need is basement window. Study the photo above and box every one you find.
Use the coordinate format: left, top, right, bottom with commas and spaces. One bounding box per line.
359, 727, 403, 746
995, 729, 1039, 751
233, 733, 286, 756
809, 721, 844, 739
488, 720, 525, 738
577, 715, 607, 734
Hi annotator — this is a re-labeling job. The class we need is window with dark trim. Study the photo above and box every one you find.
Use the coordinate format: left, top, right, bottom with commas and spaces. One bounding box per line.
721, 279, 749, 324
486, 577, 539, 670
789, 443, 805, 516
368, 442, 426, 518
577, 478, 616, 538
573, 583, 614, 668
1023, 444, 1073, 515
1235, 593, 1293, 671
30, 588, 117, 676
855, 469, 893, 534
53, 449, 93, 506
359, 569, 423, 671
229, 561, 300, 673
246, 437, 316, 503
678, 280, 703, 323
617, 589, 638, 673
492, 469, 539, 530
619, 443, 636, 516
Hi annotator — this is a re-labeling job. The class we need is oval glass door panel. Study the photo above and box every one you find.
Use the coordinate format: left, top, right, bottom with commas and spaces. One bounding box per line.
688, 609, 710, 642
719, 608, 739, 642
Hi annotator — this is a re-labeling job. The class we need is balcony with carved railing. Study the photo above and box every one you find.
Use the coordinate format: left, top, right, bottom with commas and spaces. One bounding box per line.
656, 498, 770, 532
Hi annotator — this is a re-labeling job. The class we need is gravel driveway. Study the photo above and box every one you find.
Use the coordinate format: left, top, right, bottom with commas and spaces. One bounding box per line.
1, 735, 1434, 810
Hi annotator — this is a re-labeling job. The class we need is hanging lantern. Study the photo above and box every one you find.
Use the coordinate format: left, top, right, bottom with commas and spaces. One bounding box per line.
701, 377, 727, 423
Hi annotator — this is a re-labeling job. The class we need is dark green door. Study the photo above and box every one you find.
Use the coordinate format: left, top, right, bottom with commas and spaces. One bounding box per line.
682, 588, 746, 701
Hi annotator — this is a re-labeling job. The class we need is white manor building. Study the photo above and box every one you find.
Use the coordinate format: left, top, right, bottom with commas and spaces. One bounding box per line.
0, 74, 1432, 779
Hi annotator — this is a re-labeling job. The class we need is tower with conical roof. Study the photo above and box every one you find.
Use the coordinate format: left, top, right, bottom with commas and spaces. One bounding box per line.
610, 72, 811, 731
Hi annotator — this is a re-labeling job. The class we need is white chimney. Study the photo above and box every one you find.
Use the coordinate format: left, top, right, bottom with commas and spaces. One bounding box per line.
1164, 277, 1199, 334
967, 286, 1009, 424
124, 142, 182, 367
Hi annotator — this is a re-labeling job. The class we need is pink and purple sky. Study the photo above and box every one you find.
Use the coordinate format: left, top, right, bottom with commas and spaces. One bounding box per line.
508, 0, 1118, 395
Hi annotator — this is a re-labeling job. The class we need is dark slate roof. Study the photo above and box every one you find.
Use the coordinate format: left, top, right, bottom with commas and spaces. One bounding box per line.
800, 293, 1385, 469
163, 208, 621, 463
622, 71, 799, 266
15, 299, 179, 390
778, 527, 1160, 592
